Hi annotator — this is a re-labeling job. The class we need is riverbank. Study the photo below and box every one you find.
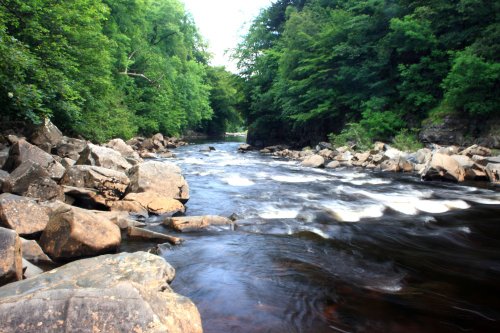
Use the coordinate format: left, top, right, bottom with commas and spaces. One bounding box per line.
239, 141, 500, 186
0, 120, 224, 332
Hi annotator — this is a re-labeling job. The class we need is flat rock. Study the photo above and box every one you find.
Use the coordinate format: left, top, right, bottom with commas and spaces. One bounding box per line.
0, 227, 22, 286
77, 143, 132, 172
127, 226, 183, 245
126, 161, 190, 203
0, 193, 49, 236
0, 252, 202, 333
163, 215, 233, 232
39, 202, 121, 261
2, 139, 65, 180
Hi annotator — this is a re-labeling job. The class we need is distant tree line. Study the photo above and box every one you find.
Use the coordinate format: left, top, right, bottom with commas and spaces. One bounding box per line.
0, 0, 243, 141
235, 0, 499, 147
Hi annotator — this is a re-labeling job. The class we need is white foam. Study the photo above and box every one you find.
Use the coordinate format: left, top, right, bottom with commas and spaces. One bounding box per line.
259, 208, 299, 219
323, 203, 385, 222
349, 179, 392, 186
222, 175, 255, 187
272, 175, 328, 183
181, 157, 207, 165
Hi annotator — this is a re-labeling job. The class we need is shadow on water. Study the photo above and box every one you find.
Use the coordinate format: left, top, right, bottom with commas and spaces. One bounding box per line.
122, 141, 500, 333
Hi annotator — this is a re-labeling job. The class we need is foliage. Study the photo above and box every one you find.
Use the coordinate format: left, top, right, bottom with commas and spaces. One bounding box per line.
236, 0, 499, 146
392, 129, 424, 152
328, 123, 372, 151
0, 0, 239, 142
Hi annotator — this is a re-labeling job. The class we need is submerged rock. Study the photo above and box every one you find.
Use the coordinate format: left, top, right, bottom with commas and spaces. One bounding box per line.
0, 252, 203, 333
163, 215, 233, 232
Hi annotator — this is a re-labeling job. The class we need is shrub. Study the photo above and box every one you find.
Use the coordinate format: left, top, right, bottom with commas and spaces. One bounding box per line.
392, 129, 423, 152
329, 123, 372, 151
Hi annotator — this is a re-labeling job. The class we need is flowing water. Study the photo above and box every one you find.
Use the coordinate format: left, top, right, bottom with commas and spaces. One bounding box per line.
126, 141, 500, 333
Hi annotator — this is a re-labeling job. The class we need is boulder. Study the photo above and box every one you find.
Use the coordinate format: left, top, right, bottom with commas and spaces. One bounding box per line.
29, 119, 63, 147
318, 149, 336, 160
0, 252, 203, 333
20, 238, 53, 264
127, 226, 183, 245
436, 146, 460, 156
106, 138, 142, 164
60, 157, 76, 169
238, 143, 253, 152
352, 152, 370, 166
372, 142, 386, 152
459, 144, 491, 157
53, 137, 86, 160
77, 143, 132, 172
61, 165, 130, 205
0, 227, 22, 286
419, 115, 469, 146
326, 161, 341, 169
371, 153, 389, 165
115, 192, 185, 216
379, 159, 400, 172
2, 161, 64, 201
451, 155, 475, 168
110, 200, 149, 217
301, 155, 325, 168
485, 163, 500, 183
415, 148, 432, 164
39, 202, 121, 261
126, 161, 190, 203
0, 169, 8, 191
0, 193, 49, 236
2, 139, 65, 180
163, 215, 233, 232
422, 153, 466, 182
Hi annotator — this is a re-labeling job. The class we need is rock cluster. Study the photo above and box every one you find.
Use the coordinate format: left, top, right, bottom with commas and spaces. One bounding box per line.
258, 142, 500, 184
0, 121, 205, 332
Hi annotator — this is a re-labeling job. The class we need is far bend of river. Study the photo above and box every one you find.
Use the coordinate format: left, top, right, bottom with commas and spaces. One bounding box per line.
124, 140, 500, 333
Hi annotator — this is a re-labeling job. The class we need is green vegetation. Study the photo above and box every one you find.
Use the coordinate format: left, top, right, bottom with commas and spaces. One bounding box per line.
236, 0, 499, 146
392, 129, 424, 152
0, 0, 242, 141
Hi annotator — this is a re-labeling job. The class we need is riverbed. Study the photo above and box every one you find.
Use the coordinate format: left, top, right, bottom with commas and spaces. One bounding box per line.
124, 140, 500, 333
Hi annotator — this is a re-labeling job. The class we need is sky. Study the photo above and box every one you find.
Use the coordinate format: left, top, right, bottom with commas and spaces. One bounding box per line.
182, 0, 272, 72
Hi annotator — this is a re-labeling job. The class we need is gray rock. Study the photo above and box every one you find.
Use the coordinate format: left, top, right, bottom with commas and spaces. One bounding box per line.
2, 161, 64, 201
485, 163, 500, 183
20, 238, 53, 264
77, 143, 132, 172
0, 149, 8, 169
54, 137, 86, 160
126, 161, 190, 203
0, 252, 202, 333
0, 193, 49, 236
325, 161, 340, 169
2, 139, 65, 180
0, 169, 8, 191
0, 227, 22, 286
21, 258, 43, 279
29, 119, 63, 147
415, 148, 432, 164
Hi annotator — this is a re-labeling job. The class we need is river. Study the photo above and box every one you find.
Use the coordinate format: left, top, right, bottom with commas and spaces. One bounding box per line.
124, 140, 500, 333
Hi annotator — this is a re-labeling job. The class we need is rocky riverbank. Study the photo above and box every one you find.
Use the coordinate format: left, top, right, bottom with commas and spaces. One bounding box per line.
239, 142, 500, 185
0, 120, 232, 332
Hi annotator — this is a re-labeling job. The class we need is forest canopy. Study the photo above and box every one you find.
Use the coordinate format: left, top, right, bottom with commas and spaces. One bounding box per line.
235, 0, 499, 147
0, 0, 242, 141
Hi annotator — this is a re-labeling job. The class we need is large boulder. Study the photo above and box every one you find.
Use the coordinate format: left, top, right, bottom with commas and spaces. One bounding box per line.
61, 165, 130, 205
0, 252, 203, 333
301, 154, 325, 168
29, 119, 63, 147
163, 215, 233, 232
39, 202, 121, 261
0, 227, 22, 286
2, 139, 65, 180
0, 193, 49, 236
2, 161, 64, 201
77, 143, 132, 172
422, 153, 466, 182
113, 192, 185, 216
126, 161, 190, 203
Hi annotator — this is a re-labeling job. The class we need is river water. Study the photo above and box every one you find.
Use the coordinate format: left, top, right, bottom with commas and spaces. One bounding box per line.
131, 140, 500, 332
